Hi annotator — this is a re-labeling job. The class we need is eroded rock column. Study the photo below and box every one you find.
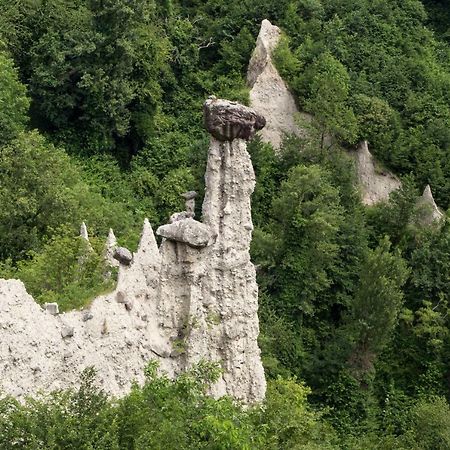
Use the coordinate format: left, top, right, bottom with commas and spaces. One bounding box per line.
186, 98, 266, 402
156, 97, 267, 403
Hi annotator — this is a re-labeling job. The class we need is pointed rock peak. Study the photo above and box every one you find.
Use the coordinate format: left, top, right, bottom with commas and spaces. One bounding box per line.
104, 228, 119, 267
416, 184, 444, 225
353, 141, 401, 206
136, 218, 159, 257
140, 218, 154, 240
80, 222, 89, 241
422, 184, 434, 202
106, 228, 117, 249
247, 20, 281, 88
247, 19, 306, 149
259, 19, 281, 52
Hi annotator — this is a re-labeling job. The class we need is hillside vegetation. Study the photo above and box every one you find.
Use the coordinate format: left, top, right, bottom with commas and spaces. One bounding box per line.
0, 0, 449, 448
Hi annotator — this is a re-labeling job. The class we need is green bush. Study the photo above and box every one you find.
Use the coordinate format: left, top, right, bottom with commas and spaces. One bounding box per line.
0, 131, 136, 260
0, 363, 337, 450
1, 228, 116, 311
0, 47, 29, 146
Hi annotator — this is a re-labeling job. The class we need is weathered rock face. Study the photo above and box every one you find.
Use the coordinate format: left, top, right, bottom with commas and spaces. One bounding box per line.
248, 20, 403, 207
0, 221, 171, 399
248, 19, 306, 148
352, 141, 401, 205
0, 99, 266, 404
105, 228, 119, 268
156, 103, 266, 401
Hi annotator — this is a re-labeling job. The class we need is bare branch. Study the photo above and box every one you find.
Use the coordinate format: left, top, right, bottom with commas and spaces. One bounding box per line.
198, 37, 215, 50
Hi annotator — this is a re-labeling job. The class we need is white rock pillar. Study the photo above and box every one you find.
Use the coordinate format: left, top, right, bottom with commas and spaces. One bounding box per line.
192, 97, 267, 403
155, 97, 267, 402
105, 228, 119, 268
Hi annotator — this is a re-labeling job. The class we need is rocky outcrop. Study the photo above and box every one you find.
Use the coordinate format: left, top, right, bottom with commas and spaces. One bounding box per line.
0, 98, 266, 404
180, 191, 197, 218
352, 141, 401, 205
248, 19, 306, 149
0, 220, 171, 399
415, 185, 445, 226
80, 221, 89, 241
155, 98, 266, 402
105, 228, 119, 268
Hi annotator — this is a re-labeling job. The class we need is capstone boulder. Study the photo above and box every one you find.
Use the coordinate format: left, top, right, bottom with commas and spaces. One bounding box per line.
204, 97, 265, 141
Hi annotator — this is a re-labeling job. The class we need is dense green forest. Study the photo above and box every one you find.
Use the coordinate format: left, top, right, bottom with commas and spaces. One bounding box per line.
0, 0, 450, 448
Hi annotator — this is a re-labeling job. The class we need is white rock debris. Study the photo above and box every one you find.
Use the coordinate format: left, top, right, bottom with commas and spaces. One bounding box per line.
0, 98, 266, 404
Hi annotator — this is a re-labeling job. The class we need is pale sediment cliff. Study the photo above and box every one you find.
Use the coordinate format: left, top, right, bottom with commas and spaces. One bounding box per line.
414, 184, 445, 226
0, 98, 266, 404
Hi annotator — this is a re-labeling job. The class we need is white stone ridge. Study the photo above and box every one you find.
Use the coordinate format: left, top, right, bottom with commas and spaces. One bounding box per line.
352, 141, 402, 205
248, 19, 307, 149
0, 220, 172, 400
0, 99, 266, 404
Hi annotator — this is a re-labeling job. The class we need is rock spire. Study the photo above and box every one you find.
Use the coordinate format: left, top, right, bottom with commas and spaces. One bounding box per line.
105, 228, 119, 268
80, 221, 89, 241
247, 19, 306, 148
415, 184, 445, 226
156, 97, 266, 402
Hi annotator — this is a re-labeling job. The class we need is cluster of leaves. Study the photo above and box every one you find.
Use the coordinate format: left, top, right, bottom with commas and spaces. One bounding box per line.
249, 112, 449, 437
0, 45, 29, 146
0, 230, 116, 311
0, 131, 138, 260
1, 363, 449, 449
